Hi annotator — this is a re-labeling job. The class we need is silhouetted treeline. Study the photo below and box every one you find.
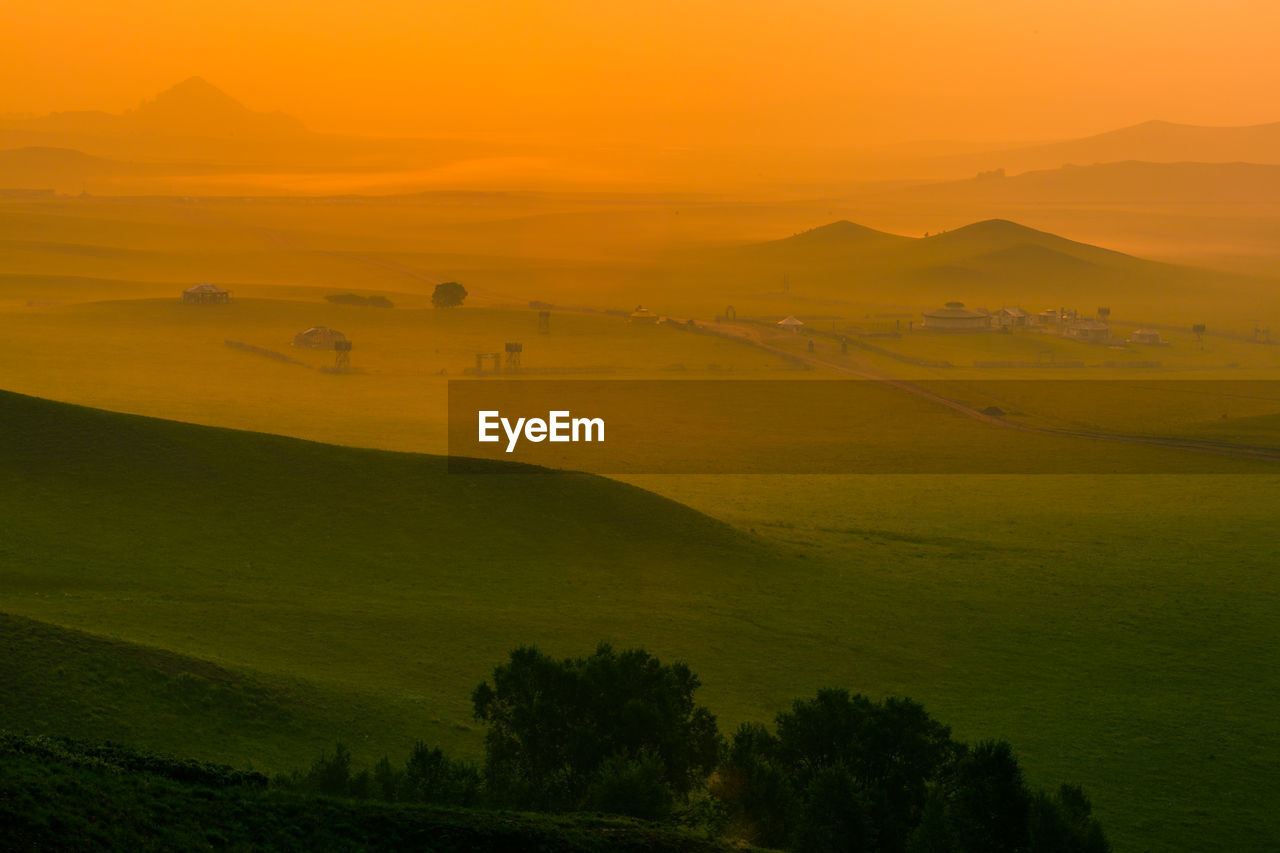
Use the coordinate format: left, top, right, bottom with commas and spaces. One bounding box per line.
291, 644, 1109, 853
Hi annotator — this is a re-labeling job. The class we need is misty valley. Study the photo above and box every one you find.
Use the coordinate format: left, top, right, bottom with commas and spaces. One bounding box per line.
2, 69, 1279, 853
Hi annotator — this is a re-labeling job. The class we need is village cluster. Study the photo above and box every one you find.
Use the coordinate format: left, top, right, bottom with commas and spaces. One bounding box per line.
774, 301, 1169, 346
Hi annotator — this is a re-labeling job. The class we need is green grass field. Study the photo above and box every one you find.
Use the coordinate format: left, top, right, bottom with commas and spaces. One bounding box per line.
3, 389, 1278, 851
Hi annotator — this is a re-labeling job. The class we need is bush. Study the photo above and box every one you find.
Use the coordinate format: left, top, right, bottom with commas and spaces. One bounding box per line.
585, 752, 674, 820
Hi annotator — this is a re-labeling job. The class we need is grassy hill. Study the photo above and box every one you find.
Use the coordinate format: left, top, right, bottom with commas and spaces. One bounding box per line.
0, 387, 776, 769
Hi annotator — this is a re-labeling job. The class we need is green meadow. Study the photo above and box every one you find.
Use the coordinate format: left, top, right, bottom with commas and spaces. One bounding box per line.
3, 390, 1279, 851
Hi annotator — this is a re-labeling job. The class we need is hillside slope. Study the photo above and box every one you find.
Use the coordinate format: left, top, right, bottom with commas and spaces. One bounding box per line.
0, 388, 779, 764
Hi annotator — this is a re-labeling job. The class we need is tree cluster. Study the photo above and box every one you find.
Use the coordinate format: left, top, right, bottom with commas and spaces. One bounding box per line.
289, 644, 1109, 853
715, 689, 1108, 852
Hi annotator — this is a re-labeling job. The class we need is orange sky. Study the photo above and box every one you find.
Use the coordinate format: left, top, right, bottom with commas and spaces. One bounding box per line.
4, 0, 1279, 146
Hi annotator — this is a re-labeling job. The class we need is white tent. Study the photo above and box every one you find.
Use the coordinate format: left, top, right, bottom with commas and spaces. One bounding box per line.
777, 315, 804, 331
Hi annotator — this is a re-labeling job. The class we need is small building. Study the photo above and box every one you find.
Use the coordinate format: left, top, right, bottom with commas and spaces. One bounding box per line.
629, 306, 659, 324
777, 315, 805, 332
992, 306, 1030, 327
1062, 318, 1112, 344
1036, 309, 1061, 326
1128, 329, 1166, 346
922, 302, 990, 331
182, 283, 230, 305
293, 326, 348, 349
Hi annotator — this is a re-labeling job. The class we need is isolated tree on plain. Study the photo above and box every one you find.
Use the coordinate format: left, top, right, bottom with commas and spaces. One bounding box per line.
432, 281, 467, 308
1192, 323, 1206, 349
1097, 307, 1110, 321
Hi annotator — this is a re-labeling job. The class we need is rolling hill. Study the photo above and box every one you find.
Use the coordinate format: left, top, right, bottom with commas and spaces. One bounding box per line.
686, 216, 1225, 311
897, 160, 1280, 206
0, 387, 778, 768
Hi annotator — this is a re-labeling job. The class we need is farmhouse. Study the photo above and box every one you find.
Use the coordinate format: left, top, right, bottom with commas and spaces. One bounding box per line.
1129, 328, 1166, 345
922, 302, 990, 331
1062, 318, 1112, 344
777, 315, 805, 331
629, 306, 659, 324
182, 283, 230, 304
293, 326, 348, 349
992, 306, 1030, 327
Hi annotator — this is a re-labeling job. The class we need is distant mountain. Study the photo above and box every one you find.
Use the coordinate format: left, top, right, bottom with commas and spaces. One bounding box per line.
900, 160, 1280, 205
0, 78, 332, 167
918, 120, 1280, 178
126, 76, 307, 138
3, 77, 306, 141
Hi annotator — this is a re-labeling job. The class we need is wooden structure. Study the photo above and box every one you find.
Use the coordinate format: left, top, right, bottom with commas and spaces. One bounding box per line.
537, 311, 551, 333
992, 306, 1030, 327
922, 302, 990, 331
1062, 318, 1113, 344
1128, 329, 1166, 346
505, 342, 522, 370
293, 326, 348, 349
182, 283, 230, 304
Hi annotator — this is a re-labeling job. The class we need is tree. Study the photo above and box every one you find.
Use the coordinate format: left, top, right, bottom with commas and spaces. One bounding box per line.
1097, 307, 1110, 320
718, 689, 957, 853
1192, 323, 1206, 349
947, 740, 1030, 853
432, 281, 467, 308
1028, 784, 1111, 853
302, 743, 353, 796
471, 644, 720, 812
399, 741, 482, 806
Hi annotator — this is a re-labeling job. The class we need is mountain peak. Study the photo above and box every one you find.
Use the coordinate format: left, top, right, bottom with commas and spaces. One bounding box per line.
153, 76, 238, 104
128, 77, 305, 136
136, 77, 250, 118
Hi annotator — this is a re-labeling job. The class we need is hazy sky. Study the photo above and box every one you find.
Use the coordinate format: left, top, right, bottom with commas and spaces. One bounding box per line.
4, 0, 1278, 146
